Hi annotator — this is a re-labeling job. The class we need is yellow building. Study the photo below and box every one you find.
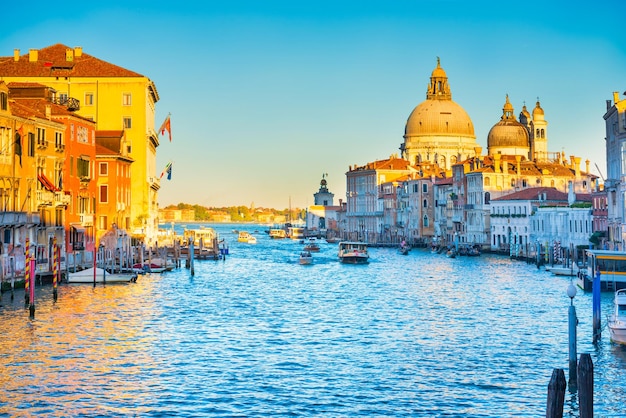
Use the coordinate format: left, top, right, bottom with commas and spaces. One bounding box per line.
0, 44, 161, 244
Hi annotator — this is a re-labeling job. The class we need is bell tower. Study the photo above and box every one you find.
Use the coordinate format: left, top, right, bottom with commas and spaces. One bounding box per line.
314, 174, 334, 206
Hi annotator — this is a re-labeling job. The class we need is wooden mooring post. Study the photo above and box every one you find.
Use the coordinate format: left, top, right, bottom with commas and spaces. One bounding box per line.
546, 368, 566, 418
578, 353, 593, 418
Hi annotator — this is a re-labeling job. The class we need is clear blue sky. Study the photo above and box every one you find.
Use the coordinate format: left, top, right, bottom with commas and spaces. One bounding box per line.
2, 1, 625, 210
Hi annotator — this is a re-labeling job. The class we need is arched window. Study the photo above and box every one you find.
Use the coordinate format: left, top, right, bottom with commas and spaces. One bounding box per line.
536, 128, 540, 137
423, 215, 429, 227
484, 192, 491, 204
423, 199, 428, 208
540, 129, 545, 138
484, 177, 490, 186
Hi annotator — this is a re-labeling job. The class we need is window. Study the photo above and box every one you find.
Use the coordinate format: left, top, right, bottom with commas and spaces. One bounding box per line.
122, 93, 131, 106
422, 183, 428, 193
423, 199, 428, 208
85, 93, 94, 106
100, 185, 108, 203
55, 131, 63, 149
99, 162, 108, 176
77, 157, 90, 178
123, 117, 132, 129
99, 215, 108, 230
59, 93, 68, 105
423, 215, 429, 227
484, 177, 490, 186
0, 92, 7, 110
37, 128, 46, 147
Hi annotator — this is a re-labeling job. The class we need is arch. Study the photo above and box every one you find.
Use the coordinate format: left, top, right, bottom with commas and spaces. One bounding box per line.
484, 177, 490, 186
484, 192, 490, 204
423, 215, 429, 227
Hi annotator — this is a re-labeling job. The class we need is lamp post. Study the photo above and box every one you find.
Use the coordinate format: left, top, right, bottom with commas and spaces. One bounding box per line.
567, 282, 578, 387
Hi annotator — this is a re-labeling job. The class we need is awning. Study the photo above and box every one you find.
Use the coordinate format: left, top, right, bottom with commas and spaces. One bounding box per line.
38, 173, 59, 192
70, 223, 85, 233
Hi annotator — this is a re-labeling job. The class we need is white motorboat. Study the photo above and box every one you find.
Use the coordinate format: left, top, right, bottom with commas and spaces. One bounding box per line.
608, 289, 626, 345
546, 263, 580, 276
299, 250, 313, 265
247, 235, 257, 244
338, 241, 369, 264
67, 267, 137, 284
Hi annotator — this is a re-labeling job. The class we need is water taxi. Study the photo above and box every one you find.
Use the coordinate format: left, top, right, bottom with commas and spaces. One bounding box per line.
304, 238, 320, 252
577, 250, 626, 291
238, 231, 252, 242
338, 241, 369, 264
299, 250, 313, 265
289, 226, 305, 240
269, 227, 287, 239
608, 289, 626, 345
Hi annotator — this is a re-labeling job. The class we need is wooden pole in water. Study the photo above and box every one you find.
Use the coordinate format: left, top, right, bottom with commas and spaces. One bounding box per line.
24, 238, 30, 305
190, 238, 195, 276
577, 353, 593, 418
29, 255, 35, 318
592, 269, 601, 344
546, 368, 565, 418
53, 237, 58, 302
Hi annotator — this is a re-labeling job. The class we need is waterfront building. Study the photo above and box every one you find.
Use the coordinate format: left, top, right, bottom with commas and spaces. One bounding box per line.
433, 177, 453, 246
344, 156, 417, 243
0, 44, 162, 245
8, 81, 99, 271
1, 81, 72, 279
306, 174, 341, 238
491, 186, 591, 256
591, 187, 608, 249
604, 91, 626, 250
95, 130, 133, 244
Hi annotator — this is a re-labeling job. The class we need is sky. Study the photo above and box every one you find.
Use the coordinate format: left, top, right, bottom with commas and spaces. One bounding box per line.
2, 1, 625, 210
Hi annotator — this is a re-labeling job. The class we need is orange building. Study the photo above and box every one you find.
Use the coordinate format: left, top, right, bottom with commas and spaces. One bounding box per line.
8, 82, 98, 268
95, 130, 133, 244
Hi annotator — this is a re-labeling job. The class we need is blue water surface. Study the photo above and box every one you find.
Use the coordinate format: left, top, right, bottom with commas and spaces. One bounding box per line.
1, 223, 625, 417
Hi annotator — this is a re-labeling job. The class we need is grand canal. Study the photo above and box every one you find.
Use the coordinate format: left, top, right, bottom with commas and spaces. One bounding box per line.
1, 223, 625, 417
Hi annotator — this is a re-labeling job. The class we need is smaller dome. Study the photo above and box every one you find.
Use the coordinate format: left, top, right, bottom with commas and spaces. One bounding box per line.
487, 95, 530, 150
533, 100, 544, 116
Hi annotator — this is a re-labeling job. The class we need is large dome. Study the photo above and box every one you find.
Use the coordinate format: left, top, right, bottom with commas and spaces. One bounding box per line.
405, 99, 475, 137
401, 58, 478, 170
487, 95, 530, 156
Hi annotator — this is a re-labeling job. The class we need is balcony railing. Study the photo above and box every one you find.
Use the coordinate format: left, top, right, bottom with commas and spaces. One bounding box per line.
36, 189, 54, 206
54, 192, 71, 206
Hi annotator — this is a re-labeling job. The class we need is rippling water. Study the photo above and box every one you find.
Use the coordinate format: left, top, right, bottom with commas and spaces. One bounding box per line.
1, 224, 625, 417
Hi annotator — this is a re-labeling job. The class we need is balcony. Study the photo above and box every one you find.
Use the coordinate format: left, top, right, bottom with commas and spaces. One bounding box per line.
80, 214, 94, 225
79, 176, 91, 188
36, 189, 54, 206
54, 191, 71, 206
51, 96, 80, 111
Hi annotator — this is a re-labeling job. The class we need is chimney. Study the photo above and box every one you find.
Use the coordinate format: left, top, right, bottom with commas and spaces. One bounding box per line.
515, 155, 521, 174
503, 159, 508, 175
45, 104, 51, 119
28, 49, 38, 62
585, 159, 590, 174
65, 48, 74, 62
494, 154, 501, 173
13, 49, 20, 61
573, 156, 581, 177
474, 146, 482, 157
74, 46, 83, 57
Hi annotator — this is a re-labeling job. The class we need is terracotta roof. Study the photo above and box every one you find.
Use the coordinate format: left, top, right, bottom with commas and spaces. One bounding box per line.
0, 44, 144, 78
10, 98, 93, 121
492, 187, 592, 202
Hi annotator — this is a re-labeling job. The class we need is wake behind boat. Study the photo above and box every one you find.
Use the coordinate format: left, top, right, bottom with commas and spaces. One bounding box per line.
67, 267, 137, 284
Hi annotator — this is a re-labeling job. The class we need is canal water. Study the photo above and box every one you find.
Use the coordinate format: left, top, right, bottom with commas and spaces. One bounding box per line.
1, 223, 625, 417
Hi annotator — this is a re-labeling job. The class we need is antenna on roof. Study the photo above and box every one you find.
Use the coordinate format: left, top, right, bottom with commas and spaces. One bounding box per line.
594, 163, 605, 182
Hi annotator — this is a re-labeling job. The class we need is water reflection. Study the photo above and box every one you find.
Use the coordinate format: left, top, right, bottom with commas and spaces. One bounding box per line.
1, 224, 625, 416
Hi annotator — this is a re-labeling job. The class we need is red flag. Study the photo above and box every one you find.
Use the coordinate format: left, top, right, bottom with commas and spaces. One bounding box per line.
158, 115, 171, 142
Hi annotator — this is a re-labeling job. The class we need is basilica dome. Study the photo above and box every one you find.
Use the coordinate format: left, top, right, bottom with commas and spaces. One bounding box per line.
404, 99, 475, 137
402, 58, 478, 170
487, 95, 530, 157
